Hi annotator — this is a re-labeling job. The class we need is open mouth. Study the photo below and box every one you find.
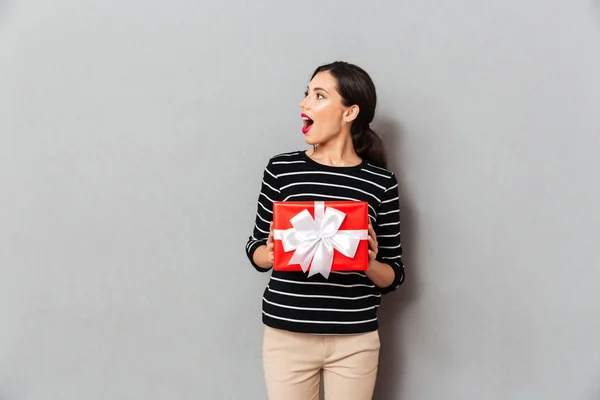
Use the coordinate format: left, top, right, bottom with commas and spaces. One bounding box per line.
302, 114, 314, 134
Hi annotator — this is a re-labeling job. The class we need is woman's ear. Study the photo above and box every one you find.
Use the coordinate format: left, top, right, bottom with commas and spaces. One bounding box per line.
343, 104, 360, 124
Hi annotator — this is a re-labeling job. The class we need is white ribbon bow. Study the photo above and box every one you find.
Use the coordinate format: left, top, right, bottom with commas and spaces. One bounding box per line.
273, 201, 368, 278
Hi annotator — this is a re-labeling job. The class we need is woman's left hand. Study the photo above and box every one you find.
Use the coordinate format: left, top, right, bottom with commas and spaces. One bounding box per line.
367, 223, 378, 264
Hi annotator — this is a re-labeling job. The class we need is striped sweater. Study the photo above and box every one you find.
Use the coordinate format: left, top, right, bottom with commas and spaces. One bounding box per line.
245, 150, 404, 334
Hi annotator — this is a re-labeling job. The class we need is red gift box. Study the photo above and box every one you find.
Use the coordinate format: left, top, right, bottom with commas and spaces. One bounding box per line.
272, 201, 369, 278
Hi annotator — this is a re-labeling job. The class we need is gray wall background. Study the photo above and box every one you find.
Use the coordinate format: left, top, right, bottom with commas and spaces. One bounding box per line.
1, 1, 600, 399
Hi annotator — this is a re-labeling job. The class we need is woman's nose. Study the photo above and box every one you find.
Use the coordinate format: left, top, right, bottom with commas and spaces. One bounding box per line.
299, 97, 309, 110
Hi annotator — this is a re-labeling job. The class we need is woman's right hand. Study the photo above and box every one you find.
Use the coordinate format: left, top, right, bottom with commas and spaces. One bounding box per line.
267, 222, 275, 266
251, 222, 276, 270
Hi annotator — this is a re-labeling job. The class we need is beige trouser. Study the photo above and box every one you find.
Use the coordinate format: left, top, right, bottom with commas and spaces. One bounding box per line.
262, 326, 380, 400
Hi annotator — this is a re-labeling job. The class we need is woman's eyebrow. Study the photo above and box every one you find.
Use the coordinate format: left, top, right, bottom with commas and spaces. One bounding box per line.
307, 86, 329, 94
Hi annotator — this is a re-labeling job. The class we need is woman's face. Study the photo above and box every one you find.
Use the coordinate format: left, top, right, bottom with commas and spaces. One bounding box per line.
300, 71, 352, 145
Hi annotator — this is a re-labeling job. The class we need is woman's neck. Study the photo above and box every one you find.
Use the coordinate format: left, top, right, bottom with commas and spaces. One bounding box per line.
308, 136, 362, 167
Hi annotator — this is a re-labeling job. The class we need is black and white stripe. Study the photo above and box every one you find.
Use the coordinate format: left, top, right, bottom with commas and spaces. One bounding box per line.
246, 150, 404, 335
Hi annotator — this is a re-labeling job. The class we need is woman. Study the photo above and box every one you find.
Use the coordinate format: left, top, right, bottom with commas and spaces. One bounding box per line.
245, 61, 404, 400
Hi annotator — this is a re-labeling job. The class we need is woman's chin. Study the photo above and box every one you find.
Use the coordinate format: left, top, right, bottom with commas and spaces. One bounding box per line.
303, 135, 319, 145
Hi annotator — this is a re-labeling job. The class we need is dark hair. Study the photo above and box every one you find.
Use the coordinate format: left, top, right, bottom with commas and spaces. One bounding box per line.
311, 61, 387, 169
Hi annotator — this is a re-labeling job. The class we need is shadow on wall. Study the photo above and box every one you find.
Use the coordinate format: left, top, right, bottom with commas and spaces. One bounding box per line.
373, 117, 421, 400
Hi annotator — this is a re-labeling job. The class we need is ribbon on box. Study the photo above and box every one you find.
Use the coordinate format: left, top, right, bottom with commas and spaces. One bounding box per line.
273, 201, 368, 278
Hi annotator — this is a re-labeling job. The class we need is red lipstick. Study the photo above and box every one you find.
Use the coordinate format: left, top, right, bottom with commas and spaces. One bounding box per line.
301, 113, 313, 134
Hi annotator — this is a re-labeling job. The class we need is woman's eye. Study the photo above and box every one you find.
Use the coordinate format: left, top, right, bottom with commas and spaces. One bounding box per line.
303, 91, 324, 100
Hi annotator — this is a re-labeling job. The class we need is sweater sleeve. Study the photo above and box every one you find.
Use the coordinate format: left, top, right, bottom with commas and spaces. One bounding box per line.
374, 173, 405, 294
245, 158, 280, 272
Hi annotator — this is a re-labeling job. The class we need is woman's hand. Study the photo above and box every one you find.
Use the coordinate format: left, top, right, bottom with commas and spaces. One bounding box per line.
365, 223, 395, 287
367, 223, 378, 265
267, 222, 275, 266
251, 222, 275, 270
